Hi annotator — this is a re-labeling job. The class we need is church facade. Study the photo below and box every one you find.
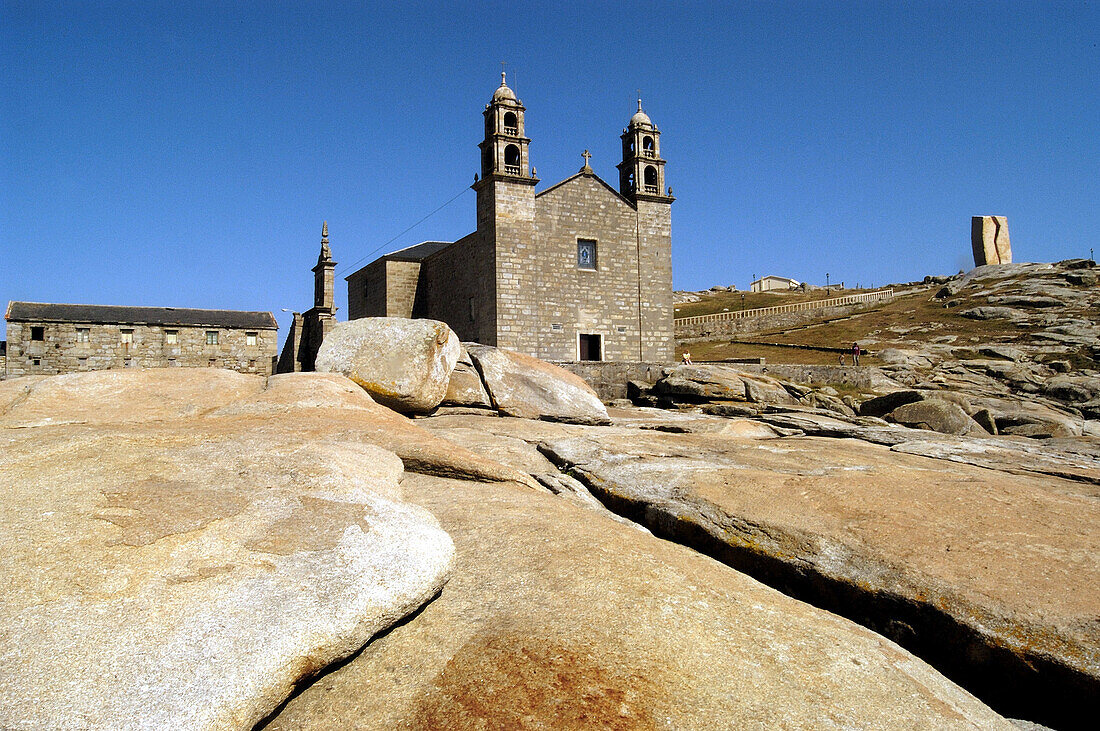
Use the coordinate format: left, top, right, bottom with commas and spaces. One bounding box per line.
346, 75, 675, 362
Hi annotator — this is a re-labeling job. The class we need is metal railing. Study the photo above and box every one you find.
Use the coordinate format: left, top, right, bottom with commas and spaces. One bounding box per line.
675, 289, 894, 326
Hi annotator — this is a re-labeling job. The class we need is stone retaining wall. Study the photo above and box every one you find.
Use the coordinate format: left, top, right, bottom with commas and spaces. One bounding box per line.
554, 361, 671, 401
676, 301, 879, 339
556, 361, 898, 401
733, 364, 896, 390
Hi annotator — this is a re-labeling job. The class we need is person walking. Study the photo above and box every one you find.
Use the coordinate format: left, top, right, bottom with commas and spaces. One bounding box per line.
851, 342, 861, 366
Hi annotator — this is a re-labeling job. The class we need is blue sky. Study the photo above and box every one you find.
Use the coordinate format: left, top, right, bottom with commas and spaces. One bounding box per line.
2, 1, 1097, 340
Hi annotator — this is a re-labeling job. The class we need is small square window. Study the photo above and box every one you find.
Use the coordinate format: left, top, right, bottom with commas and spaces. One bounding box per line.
31, 358, 41, 366
30, 326, 45, 341
77, 357, 88, 369
551, 323, 563, 331
165, 330, 178, 344
206, 331, 219, 345
120, 328, 134, 344
208, 358, 217, 367
246, 332, 257, 346
168, 358, 178, 367
617, 326, 627, 333
76, 328, 90, 343
577, 240, 597, 270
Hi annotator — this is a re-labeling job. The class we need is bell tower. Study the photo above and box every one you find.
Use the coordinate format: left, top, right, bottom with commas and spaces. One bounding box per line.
617, 98, 673, 203
471, 71, 539, 351
478, 72, 537, 181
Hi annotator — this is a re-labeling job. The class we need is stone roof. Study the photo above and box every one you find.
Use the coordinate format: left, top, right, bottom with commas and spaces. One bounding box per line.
5, 302, 277, 329
384, 241, 454, 262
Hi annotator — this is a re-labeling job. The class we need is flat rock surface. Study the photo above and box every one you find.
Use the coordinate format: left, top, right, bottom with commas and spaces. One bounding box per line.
419, 412, 1098, 726
210, 372, 541, 489
531, 425, 1099, 726
264, 472, 1011, 730
0, 367, 263, 427
0, 369, 456, 730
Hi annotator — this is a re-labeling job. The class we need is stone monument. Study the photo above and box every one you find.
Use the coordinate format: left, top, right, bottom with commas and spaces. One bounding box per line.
971, 216, 1012, 266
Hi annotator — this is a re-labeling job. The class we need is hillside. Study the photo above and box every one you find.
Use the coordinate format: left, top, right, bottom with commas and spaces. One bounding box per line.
678, 261, 1099, 375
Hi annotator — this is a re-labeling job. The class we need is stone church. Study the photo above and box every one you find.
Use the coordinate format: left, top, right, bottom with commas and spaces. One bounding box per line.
346, 74, 675, 362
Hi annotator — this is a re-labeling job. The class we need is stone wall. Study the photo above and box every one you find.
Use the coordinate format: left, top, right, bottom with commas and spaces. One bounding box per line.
385, 260, 422, 318
5, 321, 277, 377
346, 261, 385, 319
636, 198, 675, 361
733, 363, 895, 390
275, 312, 303, 373
488, 176, 539, 354
418, 231, 496, 345
677, 301, 881, 340
555, 360, 671, 401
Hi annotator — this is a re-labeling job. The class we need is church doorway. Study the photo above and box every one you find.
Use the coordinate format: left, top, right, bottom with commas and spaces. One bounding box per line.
578, 333, 602, 361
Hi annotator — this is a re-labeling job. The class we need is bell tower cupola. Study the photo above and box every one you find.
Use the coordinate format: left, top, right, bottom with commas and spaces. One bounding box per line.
478, 72, 536, 182
617, 98, 673, 203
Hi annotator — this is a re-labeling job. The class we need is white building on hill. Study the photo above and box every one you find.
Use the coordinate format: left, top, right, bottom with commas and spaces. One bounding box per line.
750, 275, 801, 292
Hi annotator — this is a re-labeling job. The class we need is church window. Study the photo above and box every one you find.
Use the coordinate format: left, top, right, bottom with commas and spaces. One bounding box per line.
617, 326, 627, 333
578, 334, 602, 361
644, 165, 658, 193
120, 328, 134, 345
31, 358, 40, 366
206, 331, 219, 345
503, 111, 518, 135
165, 330, 178, 344
30, 326, 44, 341
577, 240, 597, 271
504, 144, 521, 174
77, 327, 90, 342
246, 332, 257, 346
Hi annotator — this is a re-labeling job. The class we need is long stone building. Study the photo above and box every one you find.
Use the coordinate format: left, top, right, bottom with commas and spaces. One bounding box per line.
346, 74, 676, 362
3, 301, 277, 377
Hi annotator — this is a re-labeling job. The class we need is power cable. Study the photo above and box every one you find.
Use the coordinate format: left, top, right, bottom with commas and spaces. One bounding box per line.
336, 185, 473, 275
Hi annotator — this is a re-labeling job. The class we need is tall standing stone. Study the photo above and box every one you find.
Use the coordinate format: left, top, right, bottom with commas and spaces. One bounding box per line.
972, 216, 1012, 266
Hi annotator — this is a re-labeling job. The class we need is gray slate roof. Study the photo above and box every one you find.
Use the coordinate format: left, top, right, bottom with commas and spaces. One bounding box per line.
5, 302, 277, 329
384, 240, 454, 262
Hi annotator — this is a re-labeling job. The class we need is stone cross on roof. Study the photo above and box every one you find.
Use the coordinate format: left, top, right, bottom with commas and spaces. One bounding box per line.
580, 149, 592, 173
